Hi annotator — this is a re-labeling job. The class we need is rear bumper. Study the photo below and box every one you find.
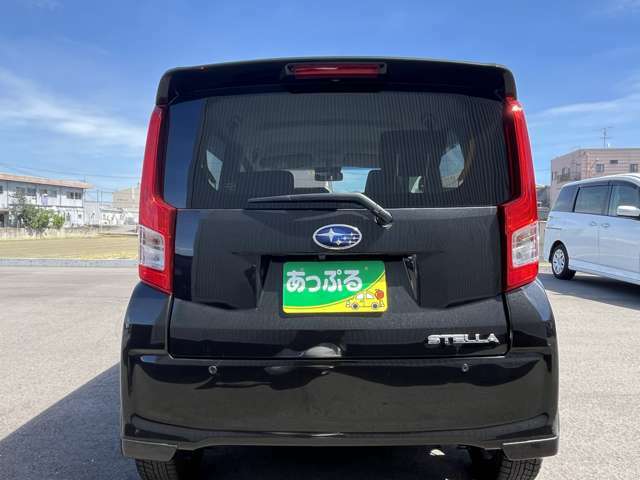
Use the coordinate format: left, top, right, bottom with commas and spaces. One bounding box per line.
121, 280, 559, 461
122, 423, 558, 462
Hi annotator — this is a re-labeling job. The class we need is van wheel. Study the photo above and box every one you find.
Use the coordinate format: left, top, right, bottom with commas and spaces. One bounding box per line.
550, 244, 575, 280
135, 451, 202, 480
470, 449, 542, 480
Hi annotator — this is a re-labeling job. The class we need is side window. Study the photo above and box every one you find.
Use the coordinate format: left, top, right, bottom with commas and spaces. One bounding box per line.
552, 185, 577, 212
205, 151, 223, 191
608, 184, 640, 216
574, 186, 609, 215
408, 176, 424, 193
439, 143, 465, 188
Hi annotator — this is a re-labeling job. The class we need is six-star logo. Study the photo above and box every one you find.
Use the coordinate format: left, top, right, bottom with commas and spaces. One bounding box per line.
313, 224, 362, 250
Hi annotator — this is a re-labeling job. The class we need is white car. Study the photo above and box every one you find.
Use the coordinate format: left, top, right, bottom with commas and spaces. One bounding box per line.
543, 173, 640, 285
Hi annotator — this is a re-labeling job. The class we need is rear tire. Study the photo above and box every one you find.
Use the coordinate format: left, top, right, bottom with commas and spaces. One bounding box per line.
470, 449, 542, 480
550, 244, 575, 280
135, 451, 203, 480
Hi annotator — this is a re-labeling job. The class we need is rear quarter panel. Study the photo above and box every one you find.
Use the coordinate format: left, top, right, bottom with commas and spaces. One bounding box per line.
544, 211, 575, 261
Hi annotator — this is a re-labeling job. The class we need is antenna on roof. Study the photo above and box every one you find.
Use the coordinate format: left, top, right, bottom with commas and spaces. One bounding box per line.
599, 127, 613, 148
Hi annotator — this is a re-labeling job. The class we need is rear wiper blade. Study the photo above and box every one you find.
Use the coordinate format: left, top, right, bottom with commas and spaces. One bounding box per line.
247, 192, 393, 227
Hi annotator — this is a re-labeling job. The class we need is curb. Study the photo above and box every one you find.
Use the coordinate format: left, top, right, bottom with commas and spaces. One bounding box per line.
0, 258, 137, 268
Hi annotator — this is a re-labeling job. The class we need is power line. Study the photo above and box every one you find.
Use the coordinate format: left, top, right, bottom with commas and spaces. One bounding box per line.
0, 161, 140, 179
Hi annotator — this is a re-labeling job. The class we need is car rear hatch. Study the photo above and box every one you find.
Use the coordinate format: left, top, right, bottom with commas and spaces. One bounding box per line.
138, 58, 539, 360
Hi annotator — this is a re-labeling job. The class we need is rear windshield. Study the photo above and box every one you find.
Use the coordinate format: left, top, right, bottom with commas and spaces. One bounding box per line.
163, 91, 510, 209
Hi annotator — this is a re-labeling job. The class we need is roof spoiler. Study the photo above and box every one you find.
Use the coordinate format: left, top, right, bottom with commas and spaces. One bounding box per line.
156, 57, 516, 105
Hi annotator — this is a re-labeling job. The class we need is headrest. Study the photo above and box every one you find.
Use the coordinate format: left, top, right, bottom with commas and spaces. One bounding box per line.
379, 130, 448, 176
231, 171, 294, 197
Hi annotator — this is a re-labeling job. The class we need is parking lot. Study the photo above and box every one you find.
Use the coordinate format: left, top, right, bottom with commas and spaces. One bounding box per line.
0, 266, 638, 479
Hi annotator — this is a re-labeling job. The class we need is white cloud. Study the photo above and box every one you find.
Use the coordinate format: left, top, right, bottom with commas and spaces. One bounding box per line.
606, 0, 640, 13
530, 91, 640, 123
0, 69, 146, 154
529, 72, 640, 128
528, 78, 640, 181
24, 0, 61, 10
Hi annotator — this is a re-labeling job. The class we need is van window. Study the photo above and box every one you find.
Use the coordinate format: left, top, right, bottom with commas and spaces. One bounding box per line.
439, 142, 465, 188
164, 91, 511, 209
608, 184, 640, 215
574, 186, 609, 215
552, 185, 577, 212
205, 151, 223, 191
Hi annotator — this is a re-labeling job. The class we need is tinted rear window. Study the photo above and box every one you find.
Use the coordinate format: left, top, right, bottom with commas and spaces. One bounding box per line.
164, 91, 510, 209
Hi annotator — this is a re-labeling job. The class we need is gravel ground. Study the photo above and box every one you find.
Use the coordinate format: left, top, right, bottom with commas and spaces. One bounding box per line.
0, 266, 638, 479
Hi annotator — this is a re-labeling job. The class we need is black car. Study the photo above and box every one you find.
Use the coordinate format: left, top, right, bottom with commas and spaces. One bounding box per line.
121, 58, 558, 480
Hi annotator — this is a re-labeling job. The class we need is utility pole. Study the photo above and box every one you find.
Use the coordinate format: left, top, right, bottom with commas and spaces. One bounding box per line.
600, 127, 613, 148
98, 189, 102, 234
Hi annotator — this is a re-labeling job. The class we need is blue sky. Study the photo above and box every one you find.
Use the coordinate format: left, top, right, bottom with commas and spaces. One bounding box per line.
1, 0, 639, 196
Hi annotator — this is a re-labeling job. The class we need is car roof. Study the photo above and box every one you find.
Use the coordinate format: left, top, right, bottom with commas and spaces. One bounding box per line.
563, 173, 640, 189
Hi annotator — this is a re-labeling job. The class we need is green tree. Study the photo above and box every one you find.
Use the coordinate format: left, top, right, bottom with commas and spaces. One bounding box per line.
9, 192, 64, 235
51, 213, 65, 229
9, 191, 29, 227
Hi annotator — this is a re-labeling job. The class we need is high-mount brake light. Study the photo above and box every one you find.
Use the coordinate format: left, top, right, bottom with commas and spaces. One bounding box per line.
501, 97, 539, 291
290, 63, 383, 79
138, 106, 176, 294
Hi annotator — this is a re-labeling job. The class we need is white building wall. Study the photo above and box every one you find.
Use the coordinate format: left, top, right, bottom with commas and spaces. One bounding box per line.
0, 180, 8, 210
2, 180, 87, 227
0, 181, 8, 227
84, 201, 129, 226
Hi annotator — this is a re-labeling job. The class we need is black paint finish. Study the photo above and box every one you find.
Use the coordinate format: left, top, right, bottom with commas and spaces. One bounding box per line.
155, 57, 517, 106
121, 279, 558, 461
173, 207, 503, 308
122, 57, 557, 465
168, 207, 507, 359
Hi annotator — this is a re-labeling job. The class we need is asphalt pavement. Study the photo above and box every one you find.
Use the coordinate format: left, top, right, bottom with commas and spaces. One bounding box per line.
0, 266, 638, 479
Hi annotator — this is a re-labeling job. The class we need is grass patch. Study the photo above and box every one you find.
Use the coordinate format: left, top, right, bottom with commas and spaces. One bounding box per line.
0, 235, 138, 259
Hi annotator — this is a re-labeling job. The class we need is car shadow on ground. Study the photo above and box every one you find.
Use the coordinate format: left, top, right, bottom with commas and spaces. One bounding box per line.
539, 271, 640, 310
0, 365, 474, 480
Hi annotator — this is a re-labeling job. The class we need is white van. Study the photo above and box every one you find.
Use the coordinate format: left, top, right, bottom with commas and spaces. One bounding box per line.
543, 173, 640, 285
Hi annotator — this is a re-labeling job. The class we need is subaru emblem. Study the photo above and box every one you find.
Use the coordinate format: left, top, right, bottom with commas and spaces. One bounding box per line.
313, 224, 362, 250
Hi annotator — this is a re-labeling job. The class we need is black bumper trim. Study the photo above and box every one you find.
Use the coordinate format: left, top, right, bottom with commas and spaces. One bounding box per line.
122, 439, 177, 462
502, 435, 559, 460
122, 416, 558, 462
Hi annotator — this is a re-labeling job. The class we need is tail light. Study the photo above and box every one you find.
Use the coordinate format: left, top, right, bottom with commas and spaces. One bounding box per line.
288, 62, 384, 79
138, 106, 176, 294
501, 98, 538, 291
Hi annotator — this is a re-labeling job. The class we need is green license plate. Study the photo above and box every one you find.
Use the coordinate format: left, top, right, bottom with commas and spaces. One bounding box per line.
283, 260, 387, 314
